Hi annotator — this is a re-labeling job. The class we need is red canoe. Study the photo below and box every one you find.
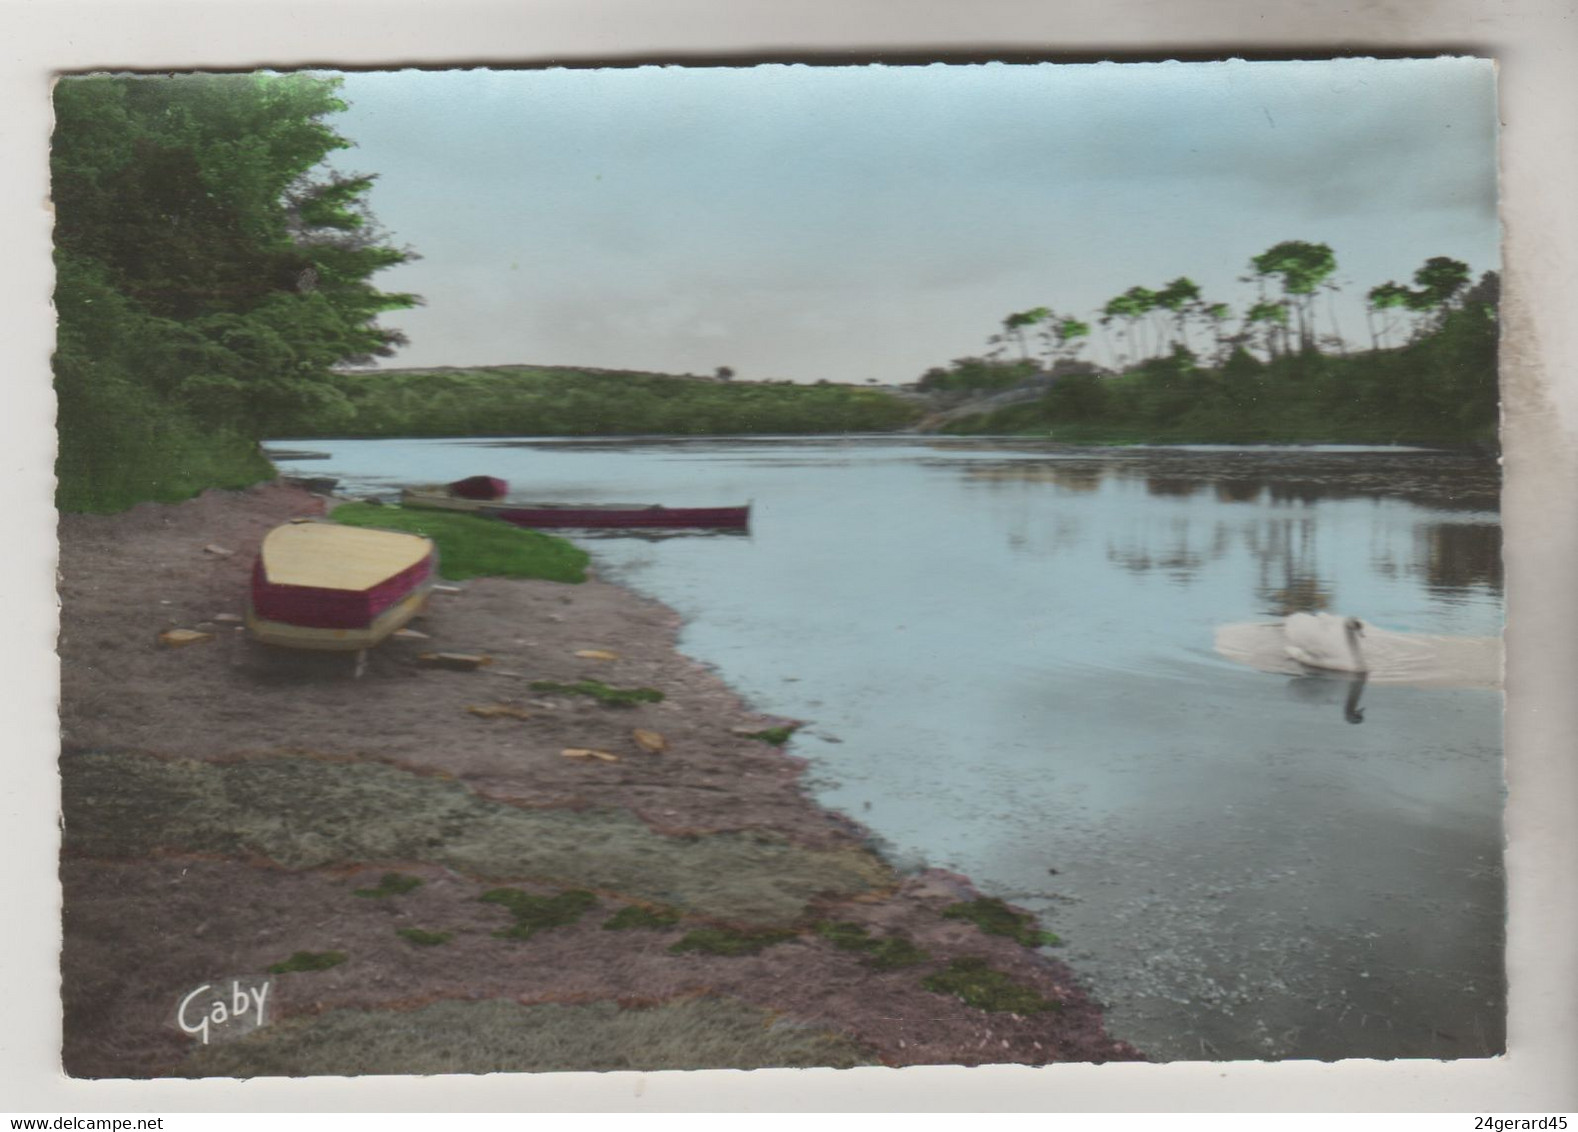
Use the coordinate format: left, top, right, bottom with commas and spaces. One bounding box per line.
405, 485, 750, 531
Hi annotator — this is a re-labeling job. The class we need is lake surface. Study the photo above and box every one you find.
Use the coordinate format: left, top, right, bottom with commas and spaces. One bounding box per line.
268, 435, 1506, 1062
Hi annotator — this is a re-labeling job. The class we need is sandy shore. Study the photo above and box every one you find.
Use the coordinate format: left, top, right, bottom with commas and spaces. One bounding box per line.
57, 482, 1141, 1077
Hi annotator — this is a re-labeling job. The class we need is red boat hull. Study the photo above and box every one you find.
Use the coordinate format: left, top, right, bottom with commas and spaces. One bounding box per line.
448, 475, 509, 501
403, 487, 749, 530
246, 522, 438, 651
493, 504, 749, 530
250, 555, 435, 629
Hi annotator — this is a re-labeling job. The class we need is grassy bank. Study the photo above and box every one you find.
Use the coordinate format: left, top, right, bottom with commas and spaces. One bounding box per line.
277, 365, 924, 438
329, 502, 590, 583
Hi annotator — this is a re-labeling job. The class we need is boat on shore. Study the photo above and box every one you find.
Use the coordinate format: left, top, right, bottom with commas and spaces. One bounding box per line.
246, 520, 438, 651
402, 479, 750, 531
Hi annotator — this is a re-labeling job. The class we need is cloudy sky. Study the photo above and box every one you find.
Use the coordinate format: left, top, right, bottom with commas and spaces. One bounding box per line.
326, 59, 1499, 384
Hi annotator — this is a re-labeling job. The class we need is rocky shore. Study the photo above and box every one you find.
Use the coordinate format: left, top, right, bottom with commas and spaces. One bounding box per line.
58, 482, 1141, 1077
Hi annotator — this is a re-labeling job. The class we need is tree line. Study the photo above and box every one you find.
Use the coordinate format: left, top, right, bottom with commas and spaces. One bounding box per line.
921, 240, 1499, 448
53, 73, 418, 511
279, 365, 922, 438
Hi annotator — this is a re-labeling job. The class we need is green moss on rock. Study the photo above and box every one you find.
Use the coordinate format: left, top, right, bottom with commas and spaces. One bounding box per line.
603, 904, 682, 931
480, 887, 598, 940
528, 680, 665, 706
395, 928, 453, 947
668, 926, 799, 957
743, 725, 799, 746
354, 872, 424, 899
942, 896, 1060, 947
922, 957, 1061, 1014
813, 921, 929, 970
267, 950, 347, 974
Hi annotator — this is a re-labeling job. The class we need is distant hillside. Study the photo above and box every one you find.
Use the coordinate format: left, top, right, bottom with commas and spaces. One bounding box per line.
279, 364, 925, 438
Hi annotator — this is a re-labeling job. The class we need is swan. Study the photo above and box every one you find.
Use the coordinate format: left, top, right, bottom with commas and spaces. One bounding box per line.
1283, 612, 1368, 674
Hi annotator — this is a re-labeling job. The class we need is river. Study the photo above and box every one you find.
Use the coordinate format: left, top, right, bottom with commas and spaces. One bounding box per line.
266, 435, 1505, 1063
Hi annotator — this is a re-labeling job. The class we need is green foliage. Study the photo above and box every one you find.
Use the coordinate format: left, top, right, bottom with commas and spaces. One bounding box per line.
937, 275, 1499, 450
267, 950, 348, 974
602, 904, 683, 931
1411, 256, 1472, 310
1042, 370, 1109, 421
1367, 281, 1412, 311
1104, 285, 1157, 320
276, 365, 923, 438
396, 928, 453, 947
1246, 299, 1289, 326
921, 957, 1062, 1014
53, 256, 278, 512
917, 357, 1039, 395
53, 73, 417, 512
353, 872, 424, 899
942, 897, 1061, 947
1053, 317, 1091, 345
1000, 308, 1051, 358
667, 926, 799, 957
479, 888, 598, 940
813, 921, 930, 970
329, 503, 589, 583
528, 680, 665, 706
1251, 241, 1337, 297
1155, 276, 1201, 312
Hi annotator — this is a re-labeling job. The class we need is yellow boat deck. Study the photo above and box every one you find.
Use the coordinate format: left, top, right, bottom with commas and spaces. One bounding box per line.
260, 521, 433, 591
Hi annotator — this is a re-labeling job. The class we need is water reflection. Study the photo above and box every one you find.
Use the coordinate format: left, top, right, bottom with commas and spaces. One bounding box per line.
1285, 673, 1369, 724
1144, 475, 1204, 498
1104, 516, 1223, 582
1265, 577, 1334, 616
1214, 479, 1265, 504
953, 445, 1500, 512
979, 461, 1504, 613
1418, 522, 1503, 595
965, 462, 1107, 493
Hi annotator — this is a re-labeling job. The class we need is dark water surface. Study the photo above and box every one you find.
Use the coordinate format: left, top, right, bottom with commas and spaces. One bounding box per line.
269, 436, 1505, 1062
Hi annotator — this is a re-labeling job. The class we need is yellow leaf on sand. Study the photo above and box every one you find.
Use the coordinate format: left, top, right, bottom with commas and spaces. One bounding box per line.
575, 649, 620, 661
418, 652, 493, 670
467, 704, 533, 720
158, 629, 213, 647
562, 747, 620, 762
632, 729, 667, 753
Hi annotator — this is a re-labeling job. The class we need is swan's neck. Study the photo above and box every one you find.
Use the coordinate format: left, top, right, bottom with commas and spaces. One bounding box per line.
1346, 627, 1367, 672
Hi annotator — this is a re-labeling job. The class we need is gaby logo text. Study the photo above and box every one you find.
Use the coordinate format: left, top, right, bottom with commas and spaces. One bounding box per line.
176, 979, 271, 1045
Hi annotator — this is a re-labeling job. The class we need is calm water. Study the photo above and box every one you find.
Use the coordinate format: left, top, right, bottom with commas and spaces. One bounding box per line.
268, 435, 1505, 1062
